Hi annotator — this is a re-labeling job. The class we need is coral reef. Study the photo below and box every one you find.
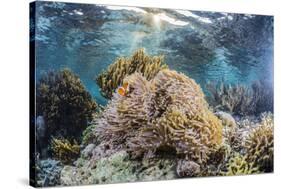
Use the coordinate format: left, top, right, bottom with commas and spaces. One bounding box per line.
176, 159, 200, 177
81, 124, 98, 146
96, 69, 223, 166
221, 153, 260, 176
81, 107, 104, 146
90, 151, 138, 184
36, 69, 97, 146
202, 144, 232, 176
96, 48, 168, 98
137, 158, 176, 181
244, 112, 274, 172
206, 80, 273, 116
215, 111, 236, 129
51, 138, 81, 164
60, 150, 177, 186
251, 80, 274, 114
206, 82, 255, 115
34, 51, 273, 185
35, 159, 63, 187
60, 151, 137, 185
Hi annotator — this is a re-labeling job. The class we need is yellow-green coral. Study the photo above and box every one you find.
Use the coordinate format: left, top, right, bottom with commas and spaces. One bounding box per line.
51, 138, 80, 164
222, 153, 260, 176
96, 68, 223, 166
96, 48, 168, 98
244, 112, 274, 172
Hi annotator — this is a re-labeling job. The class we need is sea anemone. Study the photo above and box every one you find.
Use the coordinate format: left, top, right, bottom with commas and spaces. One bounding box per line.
96, 69, 223, 166
96, 48, 168, 98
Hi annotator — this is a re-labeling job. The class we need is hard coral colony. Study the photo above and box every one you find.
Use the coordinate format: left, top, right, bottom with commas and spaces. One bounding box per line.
35, 49, 273, 187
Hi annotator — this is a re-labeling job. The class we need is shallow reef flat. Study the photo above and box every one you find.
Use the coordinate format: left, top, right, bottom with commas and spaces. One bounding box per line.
35, 49, 273, 187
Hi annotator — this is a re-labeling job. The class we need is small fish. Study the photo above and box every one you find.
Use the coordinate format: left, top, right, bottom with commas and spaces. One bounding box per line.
117, 82, 130, 96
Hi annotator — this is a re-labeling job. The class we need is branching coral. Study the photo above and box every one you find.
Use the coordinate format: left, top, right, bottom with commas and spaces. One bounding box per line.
206, 80, 273, 115
96, 69, 223, 166
36, 69, 97, 144
251, 80, 274, 114
244, 112, 274, 172
51, 138, 81, 164
35, 159, 63, 187
221, 153, 260, 176
206, 82, 254, 115
96, 48, 168, 98
202, 144, 232, 176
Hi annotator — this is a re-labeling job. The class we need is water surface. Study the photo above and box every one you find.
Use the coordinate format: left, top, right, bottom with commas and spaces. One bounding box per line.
31, 2, 274, 105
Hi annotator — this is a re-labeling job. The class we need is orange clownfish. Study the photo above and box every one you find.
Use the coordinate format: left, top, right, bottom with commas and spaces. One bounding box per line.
117, 82, 130, 96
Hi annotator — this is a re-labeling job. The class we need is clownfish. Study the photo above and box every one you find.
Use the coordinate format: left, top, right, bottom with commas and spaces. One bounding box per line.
117, 82, 130, 96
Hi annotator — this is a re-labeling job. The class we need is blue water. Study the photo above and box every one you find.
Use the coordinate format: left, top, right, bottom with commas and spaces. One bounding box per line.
32, 2, 273, 105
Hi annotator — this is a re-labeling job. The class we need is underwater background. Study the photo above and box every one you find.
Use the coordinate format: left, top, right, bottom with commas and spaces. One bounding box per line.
30, 1, 274, 187
31, 1, 273, 106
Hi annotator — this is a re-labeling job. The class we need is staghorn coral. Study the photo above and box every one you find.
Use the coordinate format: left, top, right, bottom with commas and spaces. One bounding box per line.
96, 48, 168, 98
51, 138, 81, 164
221, 153, 260, 176
36, 69, 97, 145
244, 112, 274, 172
206, 80, 273, 116
206, 82, 254, 115
96, 69, 223, 166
